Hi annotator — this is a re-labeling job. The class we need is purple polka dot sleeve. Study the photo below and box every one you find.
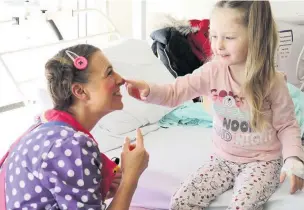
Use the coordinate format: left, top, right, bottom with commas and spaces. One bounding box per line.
40, 131, 104, 210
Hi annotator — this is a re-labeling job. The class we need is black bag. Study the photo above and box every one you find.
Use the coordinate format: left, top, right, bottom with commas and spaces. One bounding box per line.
150, 27, 203, 102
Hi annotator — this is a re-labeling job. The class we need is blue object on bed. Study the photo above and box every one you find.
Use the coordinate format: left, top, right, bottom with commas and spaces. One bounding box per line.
159, 83, 304, 137
287, 83, 304, 136
158, 102, 213, 128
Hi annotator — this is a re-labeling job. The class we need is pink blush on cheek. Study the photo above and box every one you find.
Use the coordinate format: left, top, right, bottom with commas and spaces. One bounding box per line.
105, 78, 116, 91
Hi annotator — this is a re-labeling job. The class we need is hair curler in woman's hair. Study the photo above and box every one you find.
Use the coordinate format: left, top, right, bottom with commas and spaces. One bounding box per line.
65, 50, 88, 70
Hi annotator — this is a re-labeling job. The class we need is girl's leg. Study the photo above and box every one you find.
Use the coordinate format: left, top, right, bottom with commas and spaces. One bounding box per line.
227, 159, 282, 210
170, 157, 237, 210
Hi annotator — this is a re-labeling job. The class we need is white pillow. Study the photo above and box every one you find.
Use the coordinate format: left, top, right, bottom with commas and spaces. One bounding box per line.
276, 21, 304, 89
92, 123, 161, 153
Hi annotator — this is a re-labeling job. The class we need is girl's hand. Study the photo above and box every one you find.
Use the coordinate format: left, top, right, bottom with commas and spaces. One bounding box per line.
280, 157, 304, 194
125, 80, 150, 100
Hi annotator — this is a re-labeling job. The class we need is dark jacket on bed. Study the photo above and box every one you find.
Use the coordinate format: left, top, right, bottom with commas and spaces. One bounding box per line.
150, 27, 202, 78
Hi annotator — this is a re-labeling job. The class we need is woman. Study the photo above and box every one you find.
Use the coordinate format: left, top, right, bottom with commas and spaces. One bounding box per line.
1, 44, 149, 210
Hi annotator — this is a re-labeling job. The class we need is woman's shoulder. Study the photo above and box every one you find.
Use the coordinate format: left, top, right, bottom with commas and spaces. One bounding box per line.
25, 124, 99, 156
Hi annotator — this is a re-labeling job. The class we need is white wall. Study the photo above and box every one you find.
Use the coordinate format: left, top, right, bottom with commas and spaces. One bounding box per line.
146, 0, 184, 37
145, 0, 304, 37
55, 0, 304, 40
174, 0, 304, 21
108, 0, 133, 38
148, 0, 304, 21
270, 1, 304, 24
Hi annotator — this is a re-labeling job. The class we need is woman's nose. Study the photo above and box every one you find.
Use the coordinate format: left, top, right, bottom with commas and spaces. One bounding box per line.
115, 72, 125, 86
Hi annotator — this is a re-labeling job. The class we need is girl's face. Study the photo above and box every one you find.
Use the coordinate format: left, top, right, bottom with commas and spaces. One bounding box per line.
210, 8, 249, 68
84, 50, 125, 116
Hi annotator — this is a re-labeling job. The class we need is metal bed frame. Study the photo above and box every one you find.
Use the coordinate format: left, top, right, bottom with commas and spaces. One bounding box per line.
297, 45, 304, 91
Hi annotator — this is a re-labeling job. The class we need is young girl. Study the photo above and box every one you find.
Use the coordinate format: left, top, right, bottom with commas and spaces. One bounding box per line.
126, 1, 304, 209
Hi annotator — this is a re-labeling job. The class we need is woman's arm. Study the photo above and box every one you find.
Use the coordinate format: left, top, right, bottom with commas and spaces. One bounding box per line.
106, 178, 138, 210
108, 129, 149, 210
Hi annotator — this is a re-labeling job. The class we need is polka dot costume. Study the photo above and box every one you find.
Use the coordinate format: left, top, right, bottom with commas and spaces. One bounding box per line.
5, 124, 105, 210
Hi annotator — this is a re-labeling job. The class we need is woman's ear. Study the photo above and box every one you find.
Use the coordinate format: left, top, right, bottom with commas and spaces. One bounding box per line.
71, 83, 88, 101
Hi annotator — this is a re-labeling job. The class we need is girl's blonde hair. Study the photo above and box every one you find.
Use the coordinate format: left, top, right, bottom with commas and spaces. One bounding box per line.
214, 0, 279, 132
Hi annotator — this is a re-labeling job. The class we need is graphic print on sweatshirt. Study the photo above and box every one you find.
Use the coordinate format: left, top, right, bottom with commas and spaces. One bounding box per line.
210, 89, 274, 147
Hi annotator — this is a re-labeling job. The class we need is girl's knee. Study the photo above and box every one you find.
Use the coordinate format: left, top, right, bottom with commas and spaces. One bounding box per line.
170, 189, 186, 209
170, 197, 181, 210
229, 192, 270, 210
170, 198, 205, 210
170, 190, 210, 210
228, 201, 263, 210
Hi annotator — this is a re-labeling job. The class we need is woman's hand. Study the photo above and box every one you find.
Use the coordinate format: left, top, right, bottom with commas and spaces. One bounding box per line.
280, 157, 304, 194
106, 167, 122, 199
121, 128, 149, 185
107, 129, 149, 210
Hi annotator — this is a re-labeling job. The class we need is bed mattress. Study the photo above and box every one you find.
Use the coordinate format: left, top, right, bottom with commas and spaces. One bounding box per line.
103, 126, 304, 210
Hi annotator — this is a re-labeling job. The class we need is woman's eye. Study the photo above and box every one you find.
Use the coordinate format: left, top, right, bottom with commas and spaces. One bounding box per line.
108, 70, 113, 76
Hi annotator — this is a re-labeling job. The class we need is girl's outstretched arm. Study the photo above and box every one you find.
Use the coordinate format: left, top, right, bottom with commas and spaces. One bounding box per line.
126, 62, 213, 108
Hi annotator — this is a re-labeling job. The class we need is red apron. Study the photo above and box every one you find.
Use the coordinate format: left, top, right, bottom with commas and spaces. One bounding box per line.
0, 109, 118, 209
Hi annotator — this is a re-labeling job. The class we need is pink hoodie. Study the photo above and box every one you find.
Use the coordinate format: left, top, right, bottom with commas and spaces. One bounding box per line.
145, 61, 304, 163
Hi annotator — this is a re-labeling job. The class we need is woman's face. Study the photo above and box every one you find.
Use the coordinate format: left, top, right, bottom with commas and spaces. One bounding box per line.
84, 50, 125, 116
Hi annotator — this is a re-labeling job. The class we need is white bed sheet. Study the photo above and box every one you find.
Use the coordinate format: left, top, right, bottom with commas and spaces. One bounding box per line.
104, 127, 304, 210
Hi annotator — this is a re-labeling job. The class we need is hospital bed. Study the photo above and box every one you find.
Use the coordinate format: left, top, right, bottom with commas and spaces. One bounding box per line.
104, 127, 304, 210
2, 15, 304, 210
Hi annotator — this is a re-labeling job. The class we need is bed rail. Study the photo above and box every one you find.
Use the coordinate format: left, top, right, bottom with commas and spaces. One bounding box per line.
0, 1, 121, 113
296, 45, 304, 91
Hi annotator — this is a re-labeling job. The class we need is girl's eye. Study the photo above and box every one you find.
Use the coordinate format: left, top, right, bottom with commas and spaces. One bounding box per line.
226, 37, 235, 40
